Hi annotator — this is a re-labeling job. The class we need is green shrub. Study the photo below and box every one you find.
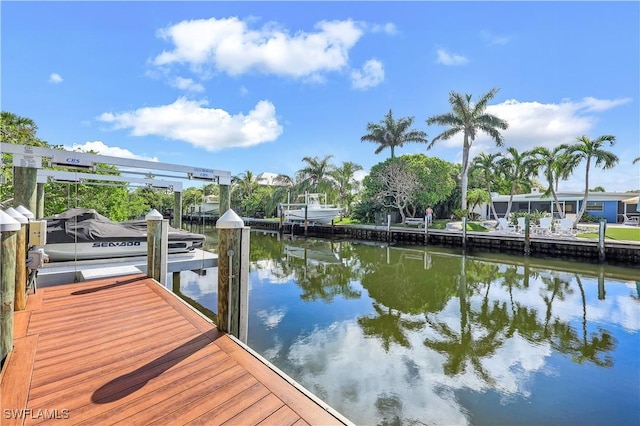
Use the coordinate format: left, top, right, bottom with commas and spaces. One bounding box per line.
509, 210, 548, 226
452, 209, 469, 220
579, 212, 604, 223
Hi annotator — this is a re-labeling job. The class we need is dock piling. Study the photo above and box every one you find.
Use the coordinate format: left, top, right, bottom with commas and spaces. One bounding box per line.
1, 211, 20, 365
524, 217, 531, 256
462, 217, 467, 250
216, 209, 250, 341
146, 209, 168, 286
5, 208, 28, 311
598, 219, 607, 262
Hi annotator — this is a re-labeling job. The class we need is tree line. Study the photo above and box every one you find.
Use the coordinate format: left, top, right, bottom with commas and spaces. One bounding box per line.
360, 88, 628, 224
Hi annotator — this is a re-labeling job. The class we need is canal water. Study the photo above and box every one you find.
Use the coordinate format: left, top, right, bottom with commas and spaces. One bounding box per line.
172, 229, 640, 425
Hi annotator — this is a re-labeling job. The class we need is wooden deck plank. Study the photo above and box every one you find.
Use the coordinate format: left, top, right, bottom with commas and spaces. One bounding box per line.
215, 335, 345, 425
134, 371, 258, 425
38, 274, 147, 298
186, 382, 272, 425
13, 310, 30, 339
24, 288, 43, 311
256, 405, 304, 426
28, 288, 158, 324
30, 301, 174, 346
31, 313, 183, 364
221, 393, 285, 425
145, 278, 219, 334
71, 356, 239, 425
3, 274, 348, 426
28, 323, 202, 395
27, 328, 218, 410
1, 335, 38, 426
32, 308, 179, 356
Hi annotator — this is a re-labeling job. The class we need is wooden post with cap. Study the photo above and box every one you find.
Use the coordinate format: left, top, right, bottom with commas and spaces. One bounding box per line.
1, 210, 21, 365
146, 209, 168, 286
216, 209, 249, 341
5, 208, 28, 311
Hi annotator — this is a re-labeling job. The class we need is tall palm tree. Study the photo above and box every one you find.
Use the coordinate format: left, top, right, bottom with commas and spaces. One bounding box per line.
231, 170, 258, 213
552, 149, 582, 193
328, 161, 363, 214
471, 152, 501, 220
426, 88, 508, 210
298, 155, 336, 194
567, 135, 619, 224
497, 147, 537, 218
361, 109, 428, 159
531, 144, 576, 219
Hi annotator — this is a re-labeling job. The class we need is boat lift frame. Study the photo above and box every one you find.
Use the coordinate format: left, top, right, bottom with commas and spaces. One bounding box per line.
1, 142, 231, 185
1, 142, 232, 226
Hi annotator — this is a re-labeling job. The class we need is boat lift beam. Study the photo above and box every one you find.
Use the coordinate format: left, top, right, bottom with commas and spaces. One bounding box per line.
36, 170, 183, 192
2, 142, 232, 222
1, 143, 231, 185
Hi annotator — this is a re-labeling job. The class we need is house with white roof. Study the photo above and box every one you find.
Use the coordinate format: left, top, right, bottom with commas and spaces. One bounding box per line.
481, 188, 640, 223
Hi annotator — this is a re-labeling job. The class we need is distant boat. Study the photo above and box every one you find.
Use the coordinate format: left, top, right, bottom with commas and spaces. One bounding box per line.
42, 208, 205, 261
282, 193, 342, 225
284, 243, 342, 265
184, 195, 220, 221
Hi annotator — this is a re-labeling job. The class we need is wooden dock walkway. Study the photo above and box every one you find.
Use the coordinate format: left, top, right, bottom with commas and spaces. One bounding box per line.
1, 274, 349, 425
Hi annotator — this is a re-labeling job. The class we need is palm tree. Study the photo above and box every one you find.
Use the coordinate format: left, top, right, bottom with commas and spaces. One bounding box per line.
426, 88, 508, 210
361, 109, 428, 159
297, 155, 336, 194
567, 135, 619, 224
231, 170, 258, 213
0, 111, 42, 145
328, 161, 363, 214
553, 149, 582, 193
531, 144, 575, 219
471, 152, 501, 220
497, 147, 537, 218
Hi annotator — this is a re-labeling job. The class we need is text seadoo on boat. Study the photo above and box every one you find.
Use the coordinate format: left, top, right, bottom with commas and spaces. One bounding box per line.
281, 193, 343, 225
41, 208, 205, 261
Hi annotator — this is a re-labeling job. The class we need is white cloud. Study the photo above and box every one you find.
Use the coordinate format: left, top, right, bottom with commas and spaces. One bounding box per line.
578, 96, 632, 112
257, 307, 287, 329
431, 96, 635, 191
353, 169, 368, 182
369, 22, 397, 35
49, 73, 63, 84
98, 97, 283, 151
351, 59, 384, 90
63, 141, 159, 162
171, 76, 205, 92
480, 30, 510, 46
153, 17, 364, 79
436, 48, 469, 66
436, 97, 630, 155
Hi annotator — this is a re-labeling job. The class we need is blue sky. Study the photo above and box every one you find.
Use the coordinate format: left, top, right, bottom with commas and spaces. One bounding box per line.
2, 1, 639, 192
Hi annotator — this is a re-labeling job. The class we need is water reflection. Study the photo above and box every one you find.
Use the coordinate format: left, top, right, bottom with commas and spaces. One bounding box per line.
179, 232, 640, 425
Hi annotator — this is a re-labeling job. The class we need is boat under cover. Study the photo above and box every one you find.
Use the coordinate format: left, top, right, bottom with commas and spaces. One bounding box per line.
42, 208, 205, 261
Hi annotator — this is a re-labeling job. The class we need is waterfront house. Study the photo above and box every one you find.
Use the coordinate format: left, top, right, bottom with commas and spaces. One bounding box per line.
481, 188, 640, 223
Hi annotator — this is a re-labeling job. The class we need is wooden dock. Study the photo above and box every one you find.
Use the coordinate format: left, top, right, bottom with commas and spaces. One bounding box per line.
1, 274, 349, 425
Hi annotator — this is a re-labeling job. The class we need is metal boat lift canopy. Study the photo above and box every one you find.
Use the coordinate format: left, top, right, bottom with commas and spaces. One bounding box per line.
1, 142, 231, 185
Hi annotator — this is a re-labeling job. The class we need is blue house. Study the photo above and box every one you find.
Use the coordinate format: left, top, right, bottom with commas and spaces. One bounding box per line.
483, 189, 640, 223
